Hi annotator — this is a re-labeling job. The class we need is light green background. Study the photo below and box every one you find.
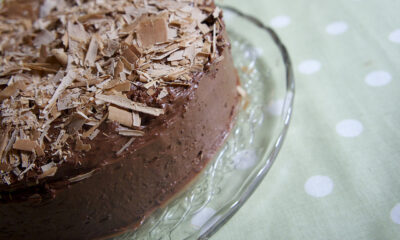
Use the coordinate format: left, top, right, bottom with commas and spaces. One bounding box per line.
212, 0, 400, 239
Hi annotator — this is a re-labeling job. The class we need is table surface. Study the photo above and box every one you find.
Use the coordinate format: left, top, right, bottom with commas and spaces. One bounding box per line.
211, 0, 400, 239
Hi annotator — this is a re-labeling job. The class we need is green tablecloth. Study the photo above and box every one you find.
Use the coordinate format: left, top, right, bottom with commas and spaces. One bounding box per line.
212, 0, 400, 239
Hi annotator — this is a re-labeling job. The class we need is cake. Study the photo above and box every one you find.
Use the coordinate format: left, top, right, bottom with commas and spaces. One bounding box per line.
0, 0, 240, 239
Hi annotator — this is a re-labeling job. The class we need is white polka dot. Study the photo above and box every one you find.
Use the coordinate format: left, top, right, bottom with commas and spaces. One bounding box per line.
267, 99, 284, 116
390, 203, 400, 224
298, 60, 321, 75
326, 22, 348, 35
365, 71, 392, 86
191, 207, 216, 229
269, 16, 291, 29
305, 176, 334, 198
233, 149, 257, 170
389, 29, 400, 43
336, 119, 363, 137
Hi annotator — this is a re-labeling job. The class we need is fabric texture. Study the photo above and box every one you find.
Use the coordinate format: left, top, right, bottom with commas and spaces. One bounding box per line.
212, 0, 400, 239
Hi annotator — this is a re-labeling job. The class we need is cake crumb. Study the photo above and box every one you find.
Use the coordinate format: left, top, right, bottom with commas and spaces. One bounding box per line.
116, 137, 135, 156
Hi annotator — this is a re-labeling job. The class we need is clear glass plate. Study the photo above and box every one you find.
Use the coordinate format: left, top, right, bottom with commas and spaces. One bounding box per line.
115, 6, 295, 240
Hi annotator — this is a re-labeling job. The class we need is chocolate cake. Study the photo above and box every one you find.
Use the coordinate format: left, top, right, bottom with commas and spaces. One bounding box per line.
0, 0, 241, 239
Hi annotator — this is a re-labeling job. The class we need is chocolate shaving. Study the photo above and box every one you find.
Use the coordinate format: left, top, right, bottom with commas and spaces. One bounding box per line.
21, 153, 29, 168
112, 82, 131, 92
82, 113, 108, 139
103, 39, 119, 57
85, 36, 99, 67
51, 49, 68, 66
57, 91, 80, 111
43, 71, 76, 115
212, 7, 222, 19
38, 166, 57, 179
67, 115, 86, 134
0, 81, 26, 101
111, 59, 124, 82
136, 14, 168, 48
67, 21, 90, 43
78, 12, 106, 23
0, 125, 11, 160
2, 130, 17, 161
34, 29, 55, 47
184, 45, 196, 63
237, 85, 249, 109
22, 63, 58, 73
38, 162, 57, 179
13, 139, 42, 156
157, 88, 168, 100
116, 137, 135, 156
212, 24, 217, 57
108, 106, 133, 128
13, 139, 35, 152
88, 129, 100, 140
167, 50, 184, 62
68, 169, 96, 183
96, 94, 165, 116
35, 144, 45, 157
121, 43, 139, 64
236, 85, 247, 98
132, 112, 141, 127
69, 78, 101, 88
117, 127, 145, 137
19, 163, 35, 177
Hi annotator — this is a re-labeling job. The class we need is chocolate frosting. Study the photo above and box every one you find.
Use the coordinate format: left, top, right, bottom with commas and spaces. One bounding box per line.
0, 44, 240, 239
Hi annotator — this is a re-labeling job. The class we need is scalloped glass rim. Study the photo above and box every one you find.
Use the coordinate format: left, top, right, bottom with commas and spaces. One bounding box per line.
197, 6, 295, 239
115, 6, 295, 240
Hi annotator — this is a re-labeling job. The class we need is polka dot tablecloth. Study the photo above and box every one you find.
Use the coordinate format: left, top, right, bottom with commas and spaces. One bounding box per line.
211, 0, 400, 239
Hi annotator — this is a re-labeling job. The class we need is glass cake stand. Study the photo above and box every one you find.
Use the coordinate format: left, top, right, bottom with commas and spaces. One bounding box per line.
115, 6, 295, 240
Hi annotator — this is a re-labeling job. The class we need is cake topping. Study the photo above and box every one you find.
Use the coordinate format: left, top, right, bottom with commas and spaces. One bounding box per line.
0, 0, 226, 185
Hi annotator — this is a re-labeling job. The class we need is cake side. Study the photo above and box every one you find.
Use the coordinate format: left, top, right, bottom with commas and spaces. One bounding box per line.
0, 36, 240, 240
